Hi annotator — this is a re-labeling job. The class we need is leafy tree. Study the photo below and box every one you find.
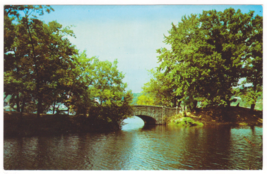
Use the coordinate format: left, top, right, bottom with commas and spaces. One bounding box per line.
4, 5, 133, 130
141, 69, 181, 107
4, 5, 78, 118
66, 51, 96, 116
67, 51, 133, 126
196, 8, 259, 107
150, 8, 262, 113
136, 94, 155, 105
90, 59, 127, 107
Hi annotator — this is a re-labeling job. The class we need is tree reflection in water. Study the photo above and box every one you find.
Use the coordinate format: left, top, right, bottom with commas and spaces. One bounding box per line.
4, 125, 262, 170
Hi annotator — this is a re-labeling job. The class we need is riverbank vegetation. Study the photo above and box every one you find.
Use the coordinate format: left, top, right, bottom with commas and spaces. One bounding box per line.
166, 106, 262, 127
167, 116, 204, 127
137, 8, 262, 122
4, 111, 128, 138
4, 5, 133, 136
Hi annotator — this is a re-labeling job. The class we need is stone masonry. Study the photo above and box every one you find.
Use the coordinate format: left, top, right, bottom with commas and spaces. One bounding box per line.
132, 105, 181, 125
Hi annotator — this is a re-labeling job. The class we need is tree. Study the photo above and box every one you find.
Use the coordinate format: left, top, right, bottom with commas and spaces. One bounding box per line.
196, 8, 258, 107
67, 51, 133, 127
4, 5, 78, 118
87, 55, 133, 126
141, 69, 181, 107
4, 5, 133, 130
151, 8, 262, 113
136, 94, 155, 105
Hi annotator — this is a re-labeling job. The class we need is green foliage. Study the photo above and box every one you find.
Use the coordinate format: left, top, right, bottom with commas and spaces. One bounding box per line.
136, 94, 155, 105
131, 93, 142, 105
143, 8, 262, 113
237, 14, 262, 111
68, 51, 133, 125
141, 69, 179, 107
168, 116, 204, 127
4, 5, 78, 116
4, 5, 133, 129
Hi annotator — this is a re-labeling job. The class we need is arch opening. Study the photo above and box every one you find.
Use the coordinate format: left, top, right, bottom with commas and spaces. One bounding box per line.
135, 115, 156, 125
121, 116, 145, 131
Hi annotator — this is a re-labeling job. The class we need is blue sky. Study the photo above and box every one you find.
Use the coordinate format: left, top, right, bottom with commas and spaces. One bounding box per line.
38, 5, 263, 93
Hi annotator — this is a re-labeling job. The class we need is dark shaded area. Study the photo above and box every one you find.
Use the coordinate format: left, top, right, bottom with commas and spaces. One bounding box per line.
141, 124, 157, 130
136, 115, 156, 125
191, 106, 262, 126
4, 111, 121, 138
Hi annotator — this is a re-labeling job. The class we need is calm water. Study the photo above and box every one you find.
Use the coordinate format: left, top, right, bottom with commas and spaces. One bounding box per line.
4, 116, 262, 170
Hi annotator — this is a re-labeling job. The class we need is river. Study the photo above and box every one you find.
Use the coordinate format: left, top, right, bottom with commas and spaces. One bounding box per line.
4, 116, 262, 170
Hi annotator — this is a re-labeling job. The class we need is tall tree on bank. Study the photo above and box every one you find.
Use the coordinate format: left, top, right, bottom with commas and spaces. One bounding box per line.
4, 5, 77, 118
197, 8, 259, 107
4, 6, 48, 116
147, 8, 262, 112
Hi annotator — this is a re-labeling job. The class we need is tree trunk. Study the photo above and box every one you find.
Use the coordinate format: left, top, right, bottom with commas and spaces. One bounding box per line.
251, 78, 257, 112
15, 50, 20, 112
193, 100, 198, 110
16, 93, 20, 112
178, 101, 181, 107
19, 95, 26, 120
37, 92, 42, 119
53, 101, 56, 114
56, 107, 59, 115
184, 104, 186, 116
173, 97, 177, 107
25, 15, 40, 119
250, 104, 255, 112
226, 100, 231, 108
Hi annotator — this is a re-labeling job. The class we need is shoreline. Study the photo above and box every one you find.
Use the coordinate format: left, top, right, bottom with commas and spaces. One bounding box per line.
4, 106, 263, 138
4, 111, 121, 138
166, 106, 263, 127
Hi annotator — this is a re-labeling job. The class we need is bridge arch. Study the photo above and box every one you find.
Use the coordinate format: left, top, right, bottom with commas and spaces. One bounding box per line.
132, 105, 181, 125
134, 115, 156, 125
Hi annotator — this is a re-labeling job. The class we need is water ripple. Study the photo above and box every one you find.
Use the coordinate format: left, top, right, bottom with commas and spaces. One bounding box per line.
4, 125, 263, 170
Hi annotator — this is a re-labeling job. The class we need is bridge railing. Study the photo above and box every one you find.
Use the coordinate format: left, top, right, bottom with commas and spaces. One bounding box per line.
133, 105, 183, 115
133, 104, 183, 109
133, 105, 164, 108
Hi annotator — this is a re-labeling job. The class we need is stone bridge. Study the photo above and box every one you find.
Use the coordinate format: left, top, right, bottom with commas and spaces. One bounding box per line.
132, 105, 182, 125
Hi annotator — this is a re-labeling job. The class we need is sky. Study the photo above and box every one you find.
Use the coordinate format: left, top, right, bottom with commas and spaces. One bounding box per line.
11, 4, 266, 93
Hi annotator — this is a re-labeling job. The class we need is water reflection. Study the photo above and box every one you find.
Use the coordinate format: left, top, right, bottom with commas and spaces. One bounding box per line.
4, 124, 262, 170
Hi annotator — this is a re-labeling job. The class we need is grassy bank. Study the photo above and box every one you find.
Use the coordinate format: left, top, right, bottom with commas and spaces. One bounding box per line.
167, 116, 204, 127
4, 111, 121, 138
166, 106, 263, 127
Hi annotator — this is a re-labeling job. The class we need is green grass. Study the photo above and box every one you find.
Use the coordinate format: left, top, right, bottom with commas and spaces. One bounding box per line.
168, 116, 204, 127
